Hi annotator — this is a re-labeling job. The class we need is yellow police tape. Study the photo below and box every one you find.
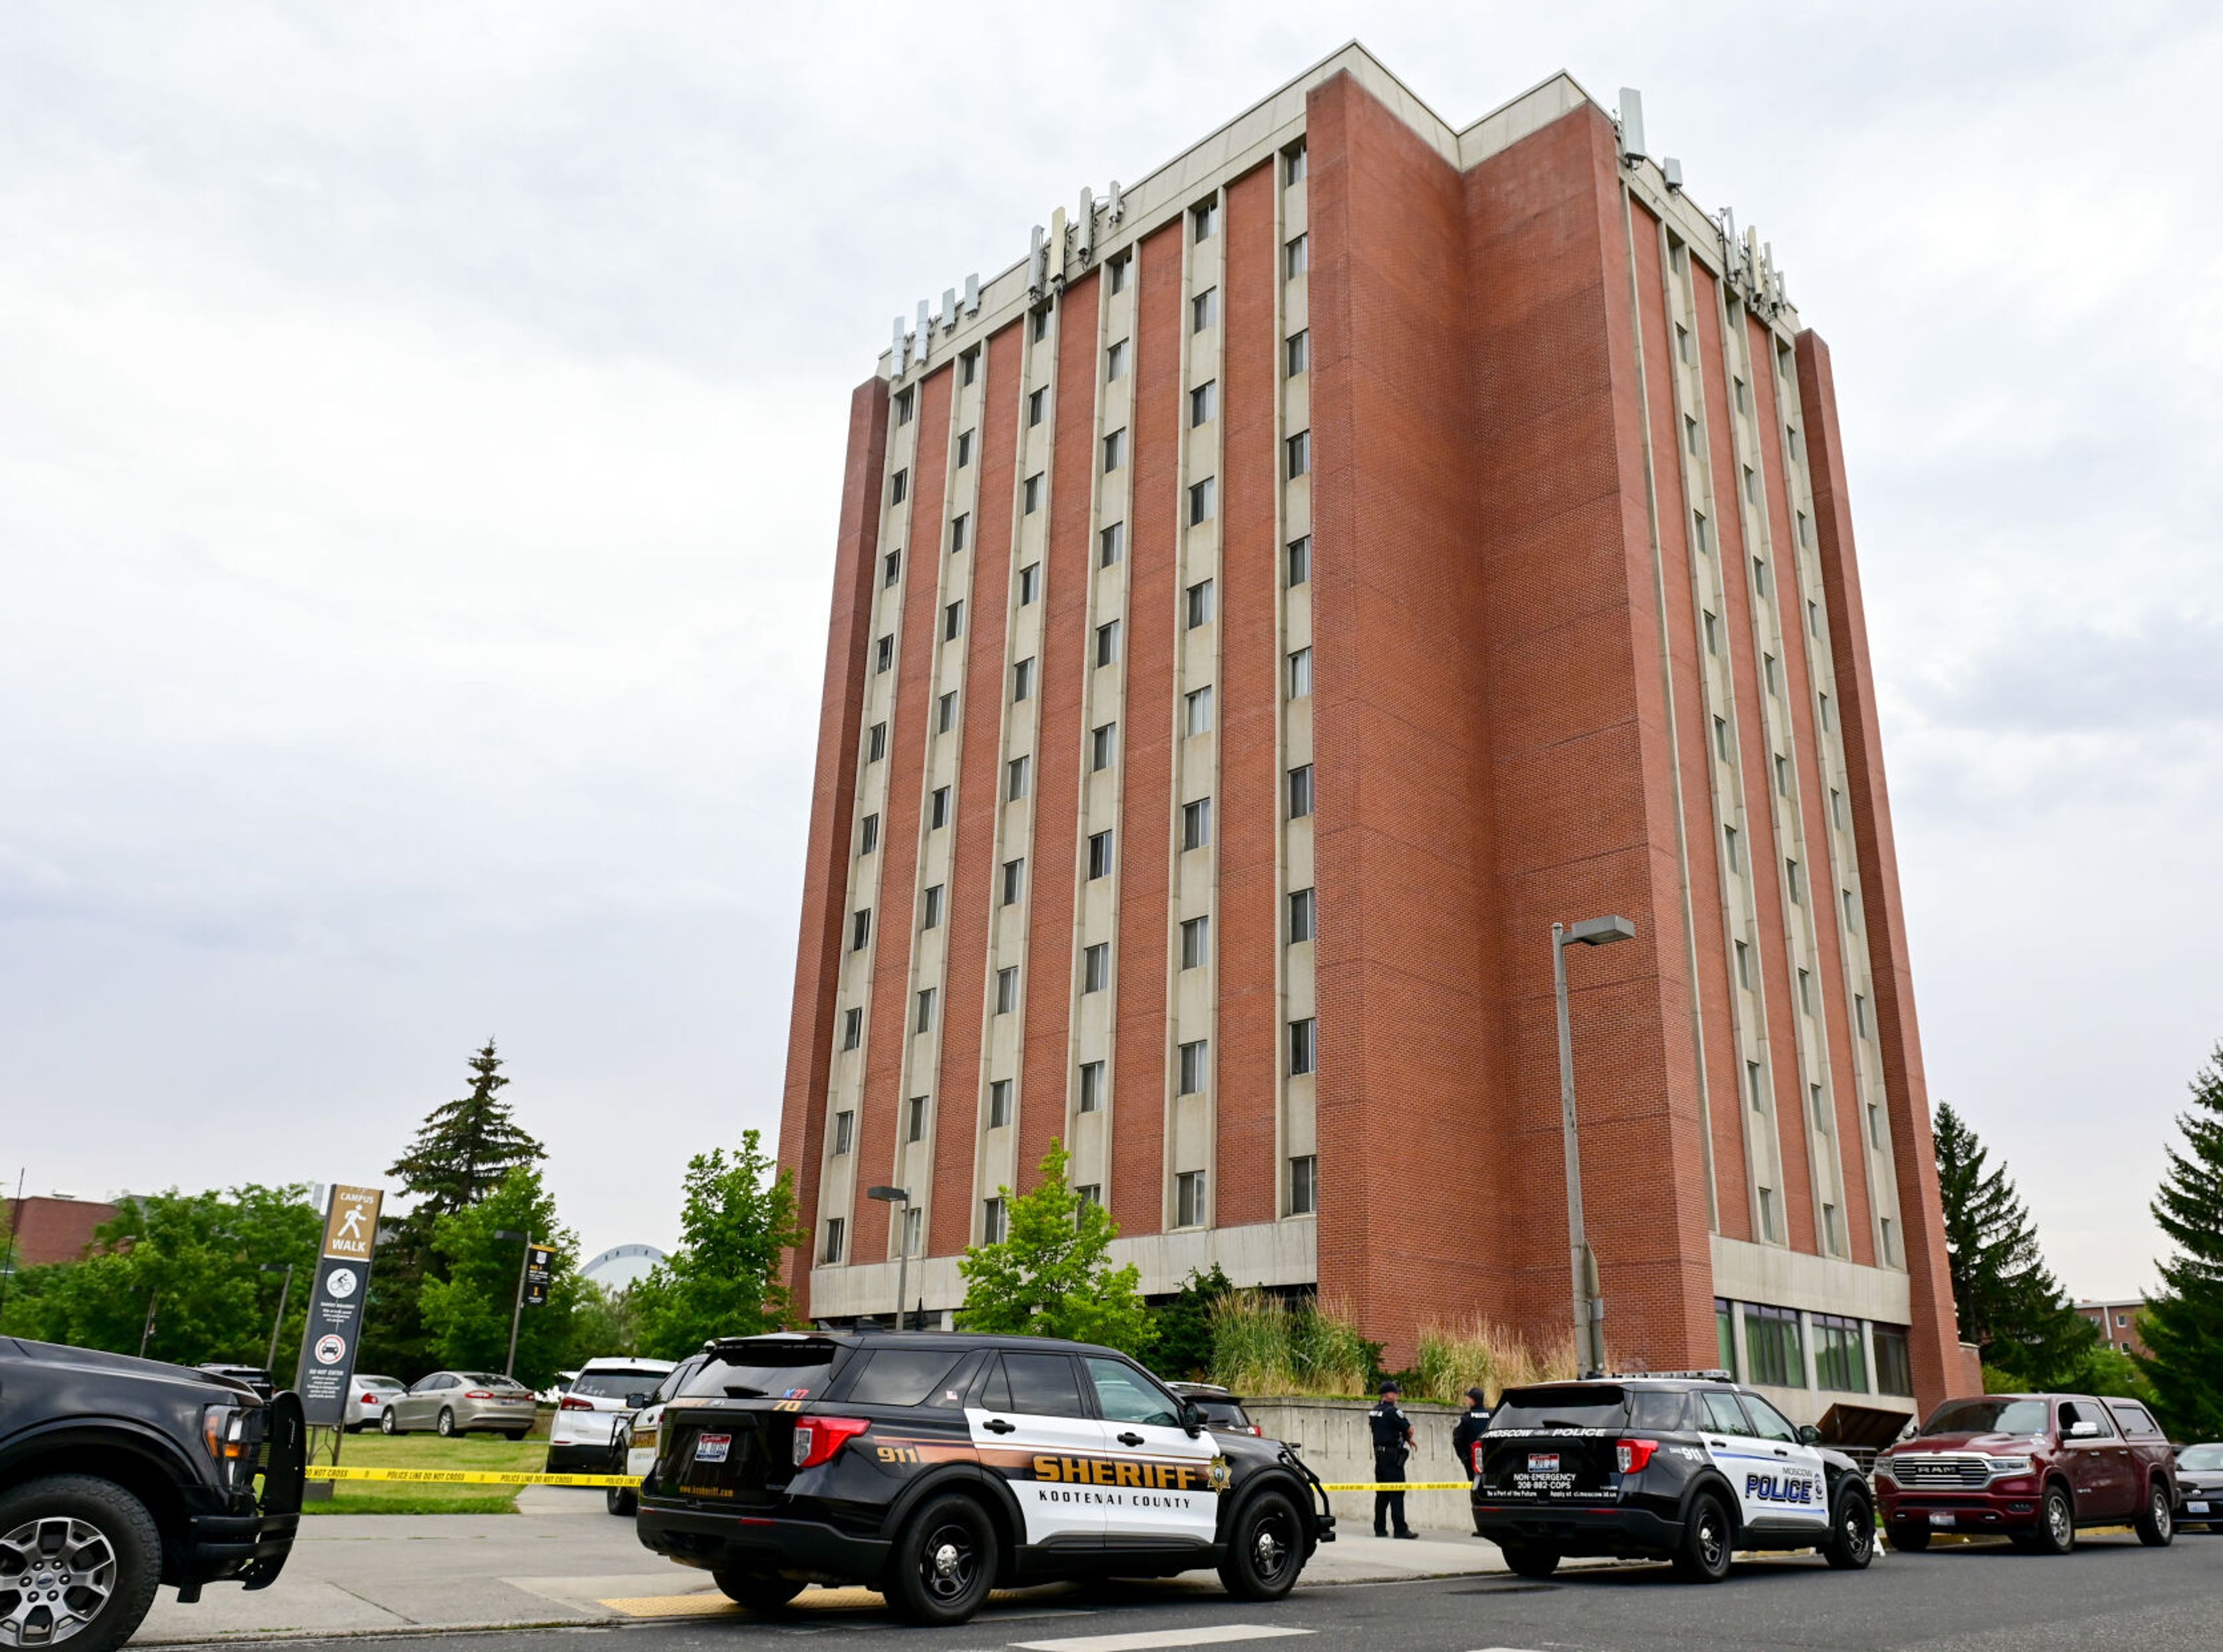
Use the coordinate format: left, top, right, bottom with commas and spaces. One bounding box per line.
305, 1466, 642, 1488
1319, 1482, 1470, 1492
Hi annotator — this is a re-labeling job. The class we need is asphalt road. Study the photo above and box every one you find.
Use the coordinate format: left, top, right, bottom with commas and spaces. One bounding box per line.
159, 1528, 2223, 1652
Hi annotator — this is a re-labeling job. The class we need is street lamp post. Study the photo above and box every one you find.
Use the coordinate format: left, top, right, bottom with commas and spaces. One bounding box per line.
494, 1229, 530, 1378
865, 1187, 911, 1331
261, 1262, 295, 1373
1553, 915, 1637, 1376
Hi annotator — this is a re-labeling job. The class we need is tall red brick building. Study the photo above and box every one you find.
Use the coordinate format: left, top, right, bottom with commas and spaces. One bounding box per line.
776, 47, 1973, 1423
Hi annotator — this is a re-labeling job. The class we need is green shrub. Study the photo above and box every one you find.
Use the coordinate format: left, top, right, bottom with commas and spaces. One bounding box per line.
1413, 1316, 1578, 1405
1208, 1291, 1373, 1397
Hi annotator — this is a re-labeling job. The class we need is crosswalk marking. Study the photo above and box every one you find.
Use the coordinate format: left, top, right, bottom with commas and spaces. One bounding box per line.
1011, 1627, 1314, 1652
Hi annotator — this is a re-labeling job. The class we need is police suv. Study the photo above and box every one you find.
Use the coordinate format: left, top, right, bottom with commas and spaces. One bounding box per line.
1472, 1371, 1874, 1583
633, 1331, 1335, 1624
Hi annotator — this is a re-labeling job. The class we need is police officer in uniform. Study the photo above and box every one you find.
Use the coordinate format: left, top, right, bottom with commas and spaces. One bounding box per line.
1368, 1382, 1417, 1539
1448, 1385, 1491, 1473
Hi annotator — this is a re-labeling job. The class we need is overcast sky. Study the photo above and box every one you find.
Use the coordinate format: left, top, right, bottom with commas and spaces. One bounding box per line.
3, 2, 2217, 1302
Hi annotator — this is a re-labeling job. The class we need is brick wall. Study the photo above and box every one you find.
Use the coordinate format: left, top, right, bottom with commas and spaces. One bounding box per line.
2, 1196, 117, 1267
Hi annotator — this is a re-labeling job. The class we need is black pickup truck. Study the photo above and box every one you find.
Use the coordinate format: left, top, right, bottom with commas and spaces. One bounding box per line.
1, 1337, 306, 1651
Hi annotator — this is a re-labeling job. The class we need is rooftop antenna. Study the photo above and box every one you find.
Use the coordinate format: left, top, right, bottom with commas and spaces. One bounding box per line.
1075, 188, 1095, 262
941, 287, 957, 333
1105, 180, 1125, 224
890, 315, 909, 376
1616, 88, 1648, 165
1026, 226, 1048, 299
1662, 157, 1683, 193
915, 298, 932, 364
962, 273, 980, 315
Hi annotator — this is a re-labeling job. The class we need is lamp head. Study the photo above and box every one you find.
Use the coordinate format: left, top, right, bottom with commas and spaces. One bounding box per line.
865, 1185, 910, 1204
1564, 915, 1637, 947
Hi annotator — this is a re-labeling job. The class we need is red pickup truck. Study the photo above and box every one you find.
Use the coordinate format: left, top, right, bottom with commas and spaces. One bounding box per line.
1874, 1393, 2178, 1554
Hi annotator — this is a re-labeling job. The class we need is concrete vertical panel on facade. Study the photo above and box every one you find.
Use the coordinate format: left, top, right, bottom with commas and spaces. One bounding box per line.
1110, 226, 1185, 1239
1795, 328, 1965, 1408
1015, 271, 1103, 1190
1215, 161, 1282, 1228
856, 366, 955, 1260
930, 324, 1023, 1258
779, 375, 890, 1311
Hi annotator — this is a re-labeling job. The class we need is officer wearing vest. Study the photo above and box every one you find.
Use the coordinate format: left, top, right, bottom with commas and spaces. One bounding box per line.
1368, 1382, 1417, 1539
1448, 1385, 1492, 1534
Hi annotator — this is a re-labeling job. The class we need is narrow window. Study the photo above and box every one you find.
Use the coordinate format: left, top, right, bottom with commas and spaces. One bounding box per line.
1182, 797, 1212, 851
914, 989, 936, 1034
1753, 555, 1770, 597
931, 785, 950, 829
1191, 288, 1218, 333
1284, 144, 1307, 185
1191, 199, 1219, 241
1693, 512, 1712, 553
1703, 610, 1719, 654
1843, 888, 1859, 931
1006, 755, 1030, 801
1735, 939, 1752, 990
896, 384, 915, 423
1288, 887, 1316, 942
1830, 788, 1845, 828
1083, 942, 1109, 993
1175, 1169, 1207, 1227
1798, 511, 1811, 549
1107, 253, 1130, 295
907, 1093, 929, 1139
841, 1008, 863, 1051
1106, 339, 1129, 381
1764, 652, 1780, 695
1797, 967, 1813, 1014
988, 1080, 1011, 1129
1287, 647, 1313, 698
1191, 380, 1217, 427
956, 428, 973, 468
1286, 535, 1311, 585
1684, 416, 1700, 456
821, 1217, 845, 1264
1087, 831, 1114, 879
996, 965, 1018, 1015
868, 721, 887, 762
1723, 824, 1741, 872
901, 1206, 922, 1256
1177, 1040, 1209, 1096
922, 883, 944, 929
1734, 377, 1751, 415
1013, 658, 1035, 701
1713, 715, 1731, 761
1284, 234, 1309, 277
1285, 330, 1309, 375
1076, 1183, 1102, 1209
1758, 1186, 1777, 1240
1023, 472, 1043, 512
944, 599, 964, 641
1855, 993, 1870, 1037
891, 467, 908, 504
1289, 1017, 1316, 1076
1091, 722, 1117, 771
832, 1108, 854, 1153
1818, 692, 1833, 730
1078, 1060, 1106, 1113
1811, 1082, 1829, 1130
1868, 1103, 1884, 1148
1095, 619, 1121, 667
1775, 752, 1791, 795
937, 690, 957, 732
883, 548, 901, 587
1675, 324, 1692, 364
1747, 1059, 1766, 1113
1102, 428, 1127, 471
1001, 858, 1025, 905
1807, 599, 1822, 638
1744, 464, 1759, 504
1100, 522, 1125, 567
960, 348, 979, 386
1188, 478, 1216, 524
1289, 1155, 1318, 1216
1184, 685, 1214, 736
860, 812, 879, 855
852, 909, 872, 951
1879, 1216, 1895, 1265
949, 513, 969, 554
1288, 763, 1314, 818
1181, 915, 1210, 970
1027, 388, 1046, 428
981, 1197, 1007, 1243
1286, 430, 1311, 479
875, 635, 893, 674
1032, 309, 1050, 343
1018, 563, 1041, 604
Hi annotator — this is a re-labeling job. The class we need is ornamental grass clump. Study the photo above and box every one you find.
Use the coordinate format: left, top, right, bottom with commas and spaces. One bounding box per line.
1208, 1291, 1371, 1397
1413, 1316, 1580, 1405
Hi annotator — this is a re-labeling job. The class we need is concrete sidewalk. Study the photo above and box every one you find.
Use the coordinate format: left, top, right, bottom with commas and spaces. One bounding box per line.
138, 1489, 1516, 1643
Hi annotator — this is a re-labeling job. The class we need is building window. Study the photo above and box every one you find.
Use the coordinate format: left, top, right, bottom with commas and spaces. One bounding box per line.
1100, 522, 1125, 567
1703, 609, 1719, 654
1287, 647, 1312, 697
1807, 599, 1822, 639
1289, 1017, 1316, 1076
841, 1008, 863, 1051
1810, 1082, 1828, 1131
996, 966, 1018, 1015
1001, 858, 1025, 905
1091, 722, 1117, 771
1180, 915, 1210, 970
1822, 1199, 1843, 1255
914, 989, 936, 1034
1747, 1059, 1766, 1113
1288, 763, 1314, 818
1076, 1182, 1102, 1209
1188, 478, 1216, 524
1192, 288, 1217, 332
1286, 431, 1311, 479
1868, 1102, 1884, 1148
1677, 324, 1693, 366
1830, 787, 1845, 828
868, 721, 887, 761
902, 1206, 923, 1257
852, 909, 872, 951
1713, 715, 1731, 761
860, 812, 880, 855
1753, 555, 1770, 598
1108, 252, 1130, 295
891, 468, 908, 504
931, 785, 950, 829
1088, 830, 1114, 879
937, 691, 956, 733
1744, 1303, 1805, 1387
1775, 752, 1791, 795
1715, 1298, 1737, 1377
922, 884, 944, 929
1032, 309, 1050, 343
1095, 619, 1121, 667
1763, 652, 1780, 695
1083, 942, 1109, 993
875, 635, 894, 674
1693, 512, 1711, 553
1744, 464, 1759, 504
1758, 1185, 1778, 1240
822, 1217, 845, 1264
1106, 339, 1129, 381
883, 548, 901, 587
1006, 755, 1030, 801
1723, 824, 1741, 872
1013, 658, 1035, 701
1286, 330, 1309, 375
1819, 692, 1833, 731
1289, 887, 1316, 942
1191, 380, 1217, 427
1734, 939, 1752, 990
1024, 472, 1043, 513
1287, 535, 1311, 585
1879, 1216, 1896, 1265
988, 1079, 1011, 1129
1289, 1155, 1317, 1216
1813, 1313, 1867, 1392
1103, 428, 1127, 471
1176, 1169, 1207, 1228
1178, 1039, 1209, 1095
906, 1093, 930, 1140
1285, 233, 1309, 277
960, 347, 980, 386
1797, 967, 1813, 1014
832, 1108, 854, 1154
1684, 416, 1700, 456
1284, 144, 1307, 185
1192, 199, 1219, 240
1079, 1059, 1106, 1113
1855, 993, 1870, 1037
1843, 888, 1860, 931
944, 599, 964, 640
1184, 685, 1214, 736
1019, 563, 1041, 604
949, 514, 969, 554
981, 1196, 1007, 1243
1182, 797, 1212, 851
956, 428, 973, 468
1874, 1324, 1914, 1396
1028, 388, 1046, 428
1786, 858, 1803, 904
1734, 377, 1751, 415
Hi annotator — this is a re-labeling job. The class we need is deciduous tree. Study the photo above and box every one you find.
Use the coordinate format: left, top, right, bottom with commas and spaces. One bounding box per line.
417, 1165, 579, 1387
957, 1140, 1154, 1358
630, 1131, 802, 1359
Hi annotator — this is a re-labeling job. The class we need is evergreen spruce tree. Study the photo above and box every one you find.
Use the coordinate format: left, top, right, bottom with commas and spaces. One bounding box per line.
363, 1041, 546, 1376
2135, 1045, 2223, 1440
1933, 1099, 2098, 1387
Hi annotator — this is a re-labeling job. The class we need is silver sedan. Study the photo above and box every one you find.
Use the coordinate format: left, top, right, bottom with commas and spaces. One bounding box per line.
379, 1370, 537, 1438
347, 1375, 407, 1431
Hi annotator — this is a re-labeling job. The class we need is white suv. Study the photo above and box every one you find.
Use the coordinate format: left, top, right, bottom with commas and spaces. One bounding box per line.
546, 1356, 675, 1473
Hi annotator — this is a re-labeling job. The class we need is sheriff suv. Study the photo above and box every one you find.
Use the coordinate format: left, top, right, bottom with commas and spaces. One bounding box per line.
0, 1337, 306, 1651
633, 1331, 1335, 1625
1472, 1372, 1874, 1583
1873, 1392, 2178, 1553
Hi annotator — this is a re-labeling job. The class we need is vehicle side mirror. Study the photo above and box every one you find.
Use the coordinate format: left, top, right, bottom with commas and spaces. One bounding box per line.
1797, 1425, 1821, 1446
1181, 1400, 1204, 1437
626, 1392, 650, 1409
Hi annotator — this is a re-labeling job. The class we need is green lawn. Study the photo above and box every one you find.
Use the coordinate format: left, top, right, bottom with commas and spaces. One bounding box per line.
302, 1427, 555, 1515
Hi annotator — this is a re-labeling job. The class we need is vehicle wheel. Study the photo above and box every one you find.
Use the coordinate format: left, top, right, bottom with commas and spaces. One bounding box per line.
606, 1484, 637, 1517
1824, 1487, 1874, 1570
1671, 1493, 1733, 1583
885, 1493, 997, 1626
1217, 1490, 1304, 1600
2032, 1485, 2075, 1555
2134, 1481, 2174, 1548
711, 1570, 804, 1613
502, 1431, 527, 1442
1885, 1524, 1930, 1553
1498, 1542, 1561, 1580
436, 1408, 457, 1438
380, 1408, 398, 1436
0, 1474, 163, 1652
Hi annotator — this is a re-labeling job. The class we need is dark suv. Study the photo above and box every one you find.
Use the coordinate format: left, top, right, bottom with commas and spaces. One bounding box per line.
0, 1337, 305, 1651
1472, 1373, 1874, 1583
633, 1331, 1334, 1624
